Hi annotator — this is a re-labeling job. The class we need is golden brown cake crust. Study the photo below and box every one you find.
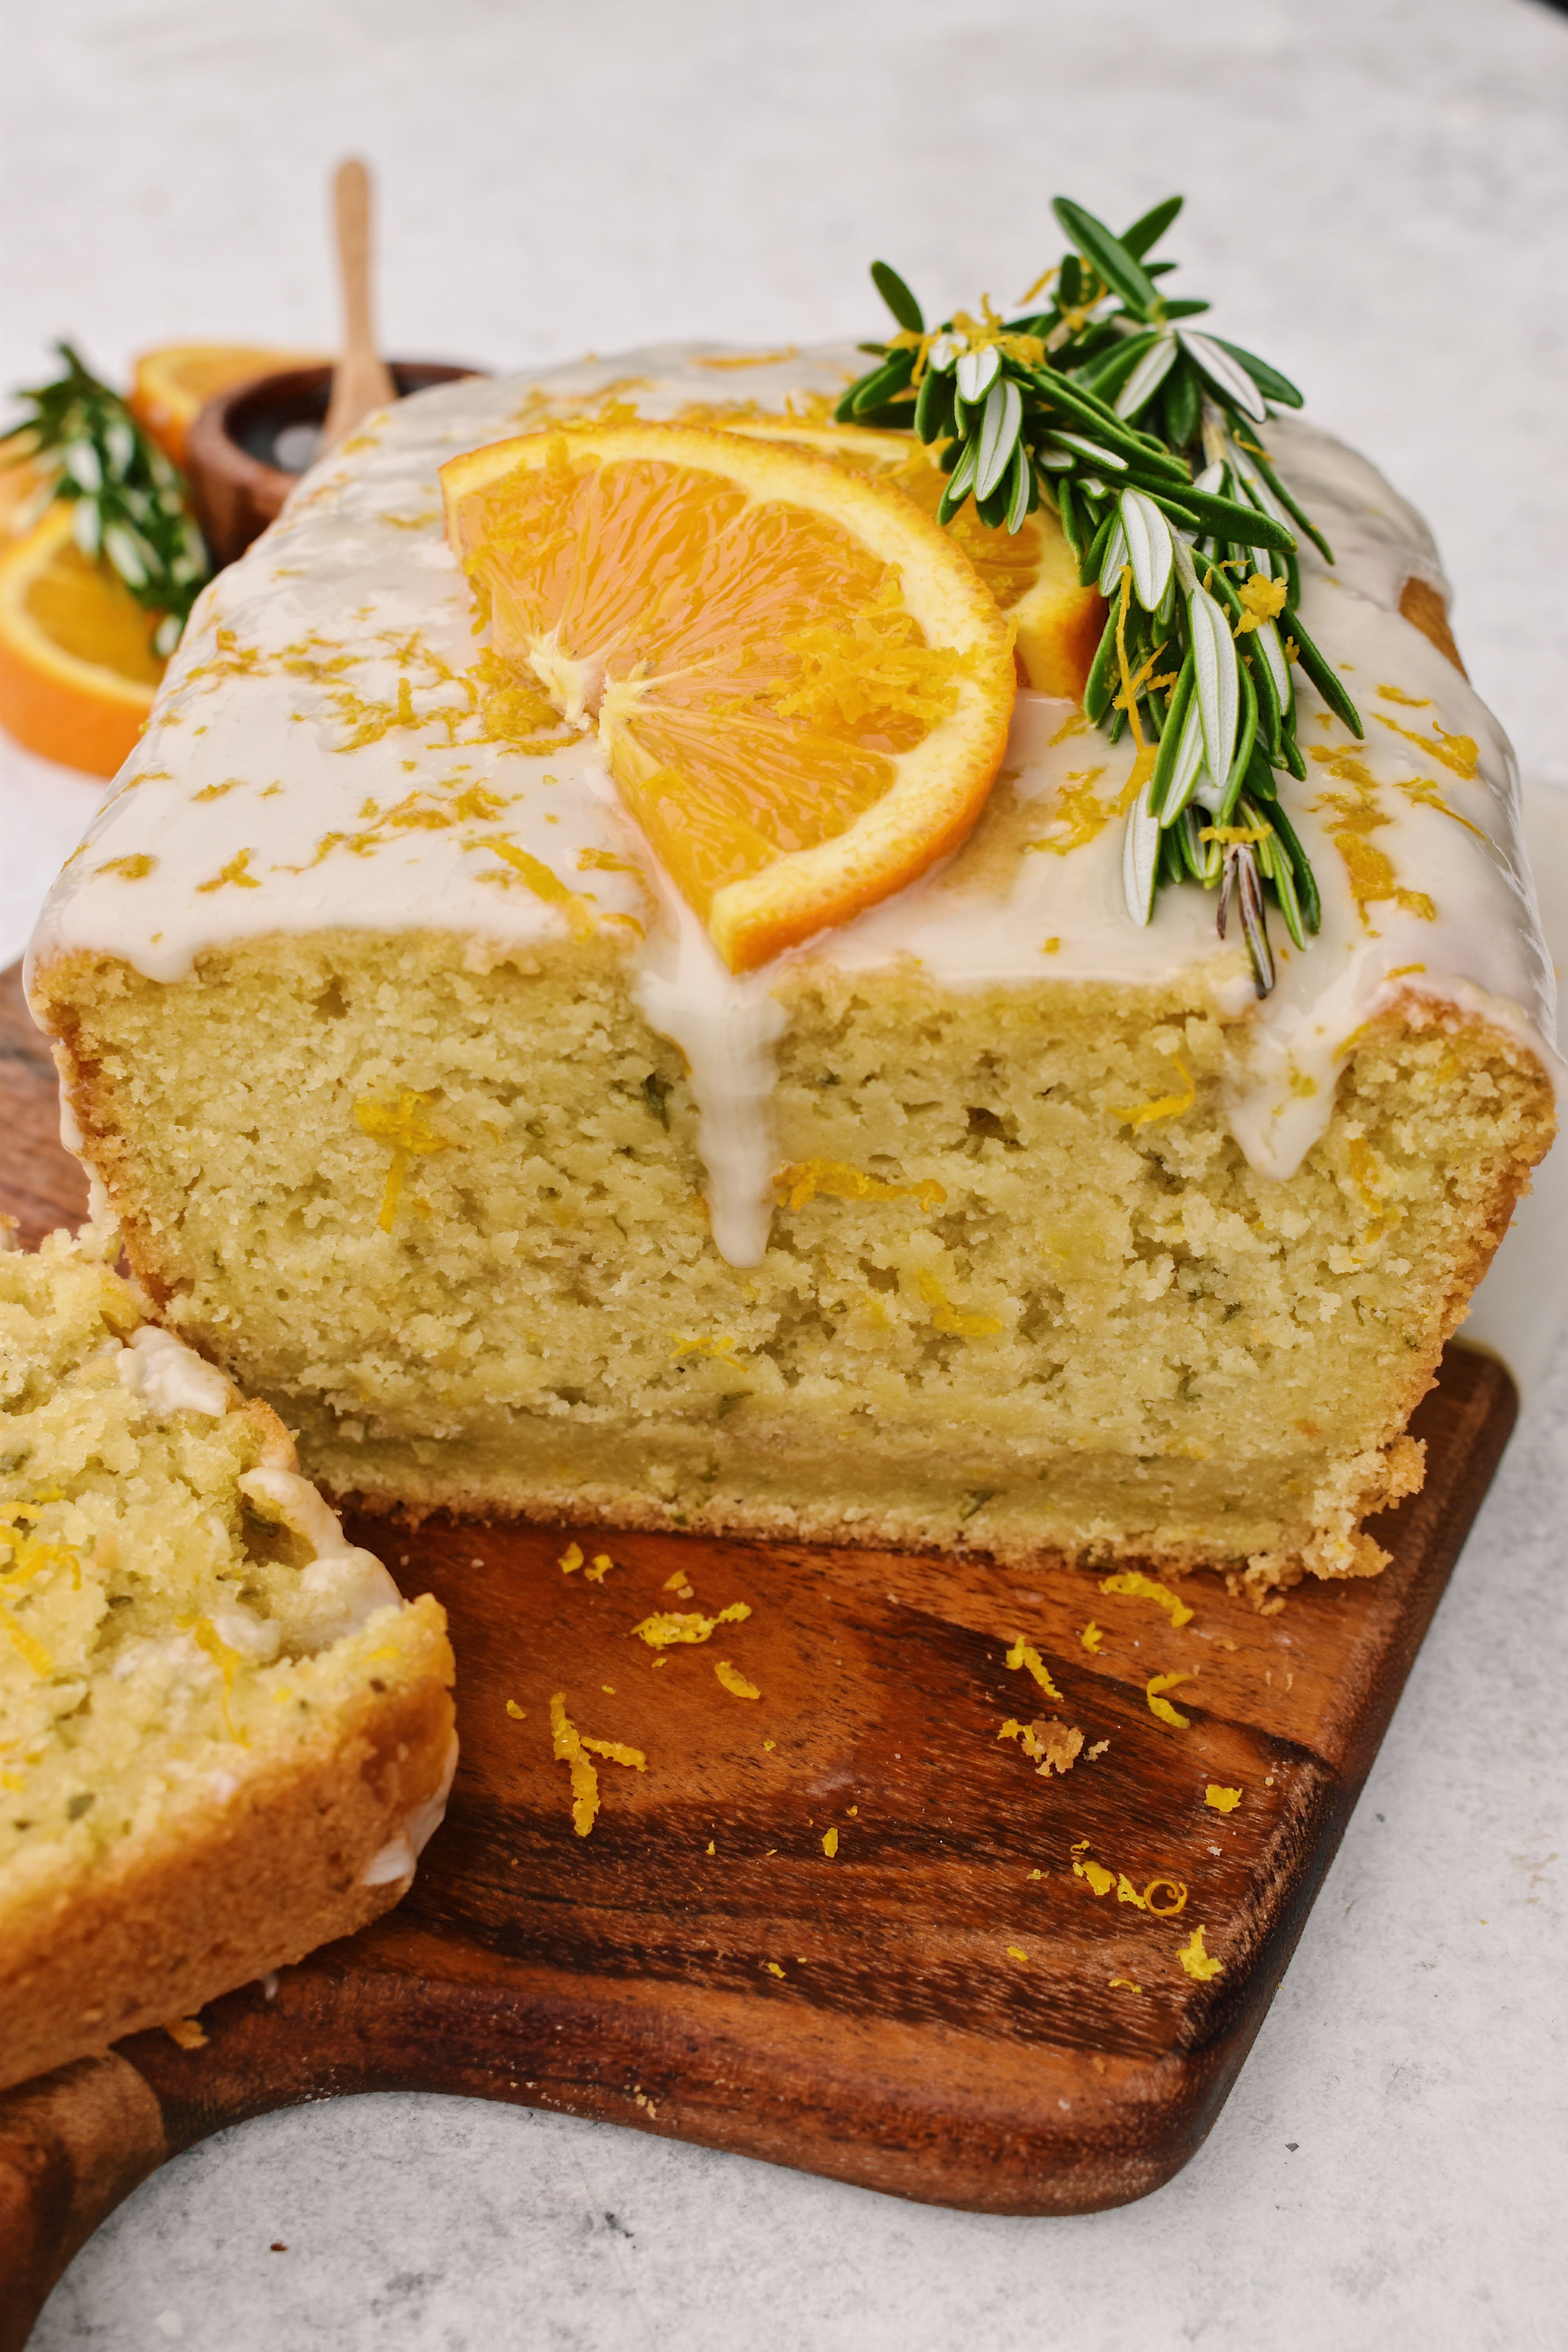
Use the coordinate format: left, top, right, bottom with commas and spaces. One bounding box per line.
0, 1598, 454, 2094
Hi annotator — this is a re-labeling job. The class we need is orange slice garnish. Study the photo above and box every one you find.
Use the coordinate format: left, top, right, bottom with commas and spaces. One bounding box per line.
441, 423, 1016, 971
712, 417, 1105, 700
129, 343, 324, 468
0, 503, 165, 776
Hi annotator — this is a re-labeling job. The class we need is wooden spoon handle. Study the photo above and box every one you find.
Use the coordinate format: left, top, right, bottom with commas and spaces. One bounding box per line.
334, 158, 377, 363
0, 2055, 167, 2352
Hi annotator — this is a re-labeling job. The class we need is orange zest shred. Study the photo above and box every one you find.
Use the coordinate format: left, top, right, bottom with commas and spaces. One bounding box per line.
822, 1826, 839, 1858
1113, 1055, 1195, 1129
181, 1615, 247, 1743
164, 2015, 209, 2052
631, 1601, 751, 1649
775, 1158, 946, 1215
506, 1700, 526, 1720
766, 1961, 785, 1978
584, 1553, 613, 1583
548, 1691, 645, 1837
1205, 1784, 1243, 1813
1109, 1976, 1142, 1993
1007, 1945, 1029, 1963
714, 1659, 760, 1699
1005, 1636, 1063, 1701
558, 1543, 584, 1574
1078, 1621, 1105, 1655
1098, 1570, 1194, 1629
1176, 1924, 1223, 1982
1146, 1671, 1194, 1730
1073, 1846, 1187, 1916
918, 1270, 1002, 1338
484, 838, 596, 935
354, 1089, 455, 1232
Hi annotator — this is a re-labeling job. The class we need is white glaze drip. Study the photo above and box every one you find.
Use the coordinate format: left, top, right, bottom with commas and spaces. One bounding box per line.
115, 1326, 232, 1418
26, 347, 1561, 1259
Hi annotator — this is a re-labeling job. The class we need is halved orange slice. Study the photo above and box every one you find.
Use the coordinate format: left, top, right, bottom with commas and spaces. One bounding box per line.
0, 504, 165, 776
441, 423, 1016, 971
714, 418, 1106, 700
129, 343, 324, 468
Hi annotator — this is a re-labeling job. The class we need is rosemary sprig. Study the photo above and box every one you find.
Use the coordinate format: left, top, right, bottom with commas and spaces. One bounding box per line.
836, 197, 1362, 995
5, 342, 209, 657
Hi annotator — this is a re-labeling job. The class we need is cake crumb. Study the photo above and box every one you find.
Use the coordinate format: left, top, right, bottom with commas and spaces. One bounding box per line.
999, 1715, 1083, 1775
164, 2015, 208, 2051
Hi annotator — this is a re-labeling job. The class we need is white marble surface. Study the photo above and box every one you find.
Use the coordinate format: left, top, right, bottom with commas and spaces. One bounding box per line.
5, 0, 1568, 2344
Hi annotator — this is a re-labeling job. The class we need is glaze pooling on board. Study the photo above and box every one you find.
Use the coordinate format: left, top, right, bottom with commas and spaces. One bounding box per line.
27, 347, 1561, 1266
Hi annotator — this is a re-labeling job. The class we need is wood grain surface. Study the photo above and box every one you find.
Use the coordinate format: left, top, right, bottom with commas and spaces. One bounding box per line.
0, 958, 1519, 2347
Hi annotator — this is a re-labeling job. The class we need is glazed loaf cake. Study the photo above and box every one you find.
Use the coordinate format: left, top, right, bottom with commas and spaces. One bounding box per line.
26, 349, 1559, 1593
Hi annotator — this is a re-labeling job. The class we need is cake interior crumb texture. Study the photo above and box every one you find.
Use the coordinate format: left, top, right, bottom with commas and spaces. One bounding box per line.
0, 1227, 455, 2091
34, 933, 1554, 1591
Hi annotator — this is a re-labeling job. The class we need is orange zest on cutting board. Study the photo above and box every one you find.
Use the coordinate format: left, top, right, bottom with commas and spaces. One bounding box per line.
129, 343, 324, 468
440, 421, 1017, 971
0, 504, 165, 776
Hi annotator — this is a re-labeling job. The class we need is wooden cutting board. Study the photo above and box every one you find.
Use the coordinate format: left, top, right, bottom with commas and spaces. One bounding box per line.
0, 960, 1518, 2348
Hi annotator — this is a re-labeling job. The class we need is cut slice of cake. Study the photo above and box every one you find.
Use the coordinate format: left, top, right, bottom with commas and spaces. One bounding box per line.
22, 321, 1561, 1595
0, 1223, 456, 2094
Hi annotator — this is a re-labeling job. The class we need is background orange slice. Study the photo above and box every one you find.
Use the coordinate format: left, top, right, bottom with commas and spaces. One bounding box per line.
129, 343, 324, 469
0, 504, 165, 776
442, 423, 1016, 971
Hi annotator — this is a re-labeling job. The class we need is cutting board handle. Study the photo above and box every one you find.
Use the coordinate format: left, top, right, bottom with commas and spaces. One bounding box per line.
0, 2055, 167, 2352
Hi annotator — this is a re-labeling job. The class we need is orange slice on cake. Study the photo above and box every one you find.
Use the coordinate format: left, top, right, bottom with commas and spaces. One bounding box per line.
129, 343, 323, 468
713, 417, 1106, 701
0, 503, 166, 776
441, 422, 1016, 971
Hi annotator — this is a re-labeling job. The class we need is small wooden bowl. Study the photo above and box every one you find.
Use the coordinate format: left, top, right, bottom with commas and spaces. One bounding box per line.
186, 360, 479, 568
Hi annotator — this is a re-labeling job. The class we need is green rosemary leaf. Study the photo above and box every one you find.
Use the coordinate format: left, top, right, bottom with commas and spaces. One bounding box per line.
1250, 615, 1292, 729
1177, 329, 1268, 420
1123, 769, 1163, 925
1031, 371, 1182, 470
1160, 353, 1202, 450
1148, 657, 1194, 818
955, 347, 1002, 405
870, 261, 924, 336
1113, 332, 1178, 421
914, 365, 953, 444
1233, 848, 1276, 995
937, 435, 980, 523
1052, 428, 1128, 473
1118, 488, 1174, 612
1286, 610, 1363, 737
1004, 441, 1034, 533
849, 348, 915, 416
1189, 584, 1240, 786
1212, 338, 1303, 408
1249, 628, 1284, 760
1082, 601, 1122, 725
1097, 516, 1130, 597
1052, 197, 1160, 320
1277, 727, 1308, 784
1056, 474, 1083, 562
1157, 298, 1211, 319
1070, 328, 1162, 400
1265, 797, 1321, 932
1059, 254, 1083, 310
1160, 700, 1209, 828
1120, 194, 1183, 259
974, 376, 1024, 501
1218, 655, 1258, 821
1268, 835, 1308, 952
1242, 739, 1279, 801
1150, 479, 1295, 552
